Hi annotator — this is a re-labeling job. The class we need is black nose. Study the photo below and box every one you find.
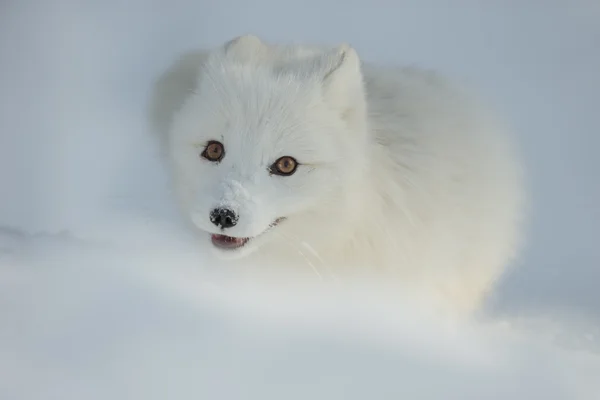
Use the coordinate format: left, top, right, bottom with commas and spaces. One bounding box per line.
210, 207, 238, 229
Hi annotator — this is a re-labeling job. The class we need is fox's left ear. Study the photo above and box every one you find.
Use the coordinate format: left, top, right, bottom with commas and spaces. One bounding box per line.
319, 44, 367, 120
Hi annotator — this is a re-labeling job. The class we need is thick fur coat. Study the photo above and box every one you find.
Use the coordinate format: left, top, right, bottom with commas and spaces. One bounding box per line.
149, 35, 525, 314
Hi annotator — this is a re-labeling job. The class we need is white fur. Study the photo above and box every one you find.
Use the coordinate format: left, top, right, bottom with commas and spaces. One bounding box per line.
148, 35, 525, 314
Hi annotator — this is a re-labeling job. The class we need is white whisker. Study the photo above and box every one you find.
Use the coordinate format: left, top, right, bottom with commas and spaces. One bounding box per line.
273, 231, 325, 281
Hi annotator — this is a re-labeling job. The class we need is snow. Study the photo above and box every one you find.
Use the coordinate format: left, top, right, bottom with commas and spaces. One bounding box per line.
1, 1, 600, 399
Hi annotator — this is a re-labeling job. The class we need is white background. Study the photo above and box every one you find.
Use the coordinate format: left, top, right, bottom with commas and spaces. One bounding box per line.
1, 1, 599, 399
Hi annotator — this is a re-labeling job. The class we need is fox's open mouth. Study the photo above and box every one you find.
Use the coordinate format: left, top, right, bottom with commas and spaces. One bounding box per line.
210, 217, 286, 250
211, 234, 249, 249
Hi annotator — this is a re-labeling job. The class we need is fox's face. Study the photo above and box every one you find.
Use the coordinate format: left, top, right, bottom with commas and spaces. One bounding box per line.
167, 36, 368, 259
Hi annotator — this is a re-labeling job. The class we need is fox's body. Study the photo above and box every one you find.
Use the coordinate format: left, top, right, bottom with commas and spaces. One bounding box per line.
149, 35, 525, 314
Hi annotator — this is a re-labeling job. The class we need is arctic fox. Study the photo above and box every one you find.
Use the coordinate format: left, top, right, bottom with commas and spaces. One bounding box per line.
149, 35, 525, 313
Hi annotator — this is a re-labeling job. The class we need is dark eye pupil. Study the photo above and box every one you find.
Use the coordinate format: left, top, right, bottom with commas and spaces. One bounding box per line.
279, 159, 291, 171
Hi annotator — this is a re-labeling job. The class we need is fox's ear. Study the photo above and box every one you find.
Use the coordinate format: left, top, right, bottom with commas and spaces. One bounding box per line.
319, 44, 366, 119
223, 34, 268, 62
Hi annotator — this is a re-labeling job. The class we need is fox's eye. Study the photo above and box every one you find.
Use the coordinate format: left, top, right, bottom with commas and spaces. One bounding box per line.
270, 156, 298, 176
201, 141, 224, 162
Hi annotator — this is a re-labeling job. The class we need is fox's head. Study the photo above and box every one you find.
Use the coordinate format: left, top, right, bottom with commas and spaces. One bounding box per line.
166, 35, 369, 260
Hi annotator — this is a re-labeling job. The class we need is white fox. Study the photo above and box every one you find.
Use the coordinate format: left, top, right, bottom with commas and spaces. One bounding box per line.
149, 35, 525, 314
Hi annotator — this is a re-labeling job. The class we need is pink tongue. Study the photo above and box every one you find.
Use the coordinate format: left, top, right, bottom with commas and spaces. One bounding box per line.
211, 234, 247, 249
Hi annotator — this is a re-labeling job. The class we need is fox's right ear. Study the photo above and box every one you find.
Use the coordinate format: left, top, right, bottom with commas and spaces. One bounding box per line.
321, 44, 362, 87
319, 44, 367, 121
222, 34, 268, 62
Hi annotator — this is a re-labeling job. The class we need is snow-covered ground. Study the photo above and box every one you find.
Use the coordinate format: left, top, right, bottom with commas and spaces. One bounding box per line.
1, 1, 599, 399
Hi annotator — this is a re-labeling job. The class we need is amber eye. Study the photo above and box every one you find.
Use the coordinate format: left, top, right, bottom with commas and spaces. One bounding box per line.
270, 156, 298, 176
201, 141, 224, 162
